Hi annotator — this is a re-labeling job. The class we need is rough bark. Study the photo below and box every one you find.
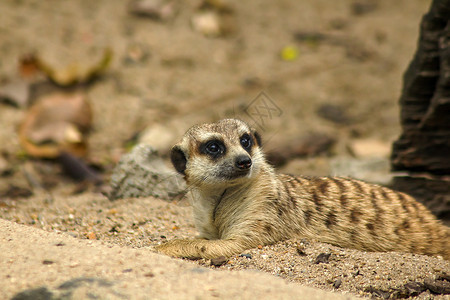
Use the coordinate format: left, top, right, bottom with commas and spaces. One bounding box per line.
391, 0, 450, 219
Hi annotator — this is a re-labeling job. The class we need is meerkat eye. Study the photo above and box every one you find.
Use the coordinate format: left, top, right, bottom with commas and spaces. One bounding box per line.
207, 142, 220, 153
240, 134, 252, 150
202, 140, 225, 157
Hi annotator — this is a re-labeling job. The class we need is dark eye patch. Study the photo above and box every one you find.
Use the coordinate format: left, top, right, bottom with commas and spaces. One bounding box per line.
199, 139, 226, 159
240, 133, 252, 151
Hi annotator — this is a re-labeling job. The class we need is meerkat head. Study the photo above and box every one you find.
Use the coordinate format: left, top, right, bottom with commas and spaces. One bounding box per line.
171, 119, 265, 187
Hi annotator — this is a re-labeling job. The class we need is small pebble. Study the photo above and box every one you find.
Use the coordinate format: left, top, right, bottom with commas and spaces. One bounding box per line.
314, 253, 331, 264
333, 278, 342, 289
210, 256, 228, 267
86, 232, 97, 240
424, 278, 450, 295
296, 245, 307, 256
239, 253, 252, 259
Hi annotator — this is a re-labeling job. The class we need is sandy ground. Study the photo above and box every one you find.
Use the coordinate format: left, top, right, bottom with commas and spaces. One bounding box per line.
1, 192, 449, 299
1, 0, 449, 299
0, 217, 359, 300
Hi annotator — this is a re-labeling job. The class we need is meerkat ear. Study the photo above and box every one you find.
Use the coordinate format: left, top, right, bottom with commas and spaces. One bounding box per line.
252, 130, 262, 146
171, 145, 187, 175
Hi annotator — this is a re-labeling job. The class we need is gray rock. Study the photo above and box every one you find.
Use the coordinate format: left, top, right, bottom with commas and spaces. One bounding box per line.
11, 287, 53, 300
58, 277, 114, 289
108, 144, 185, 200
330, 156, 392, 185
12, 277, 125, 300
210, 256, 228, 267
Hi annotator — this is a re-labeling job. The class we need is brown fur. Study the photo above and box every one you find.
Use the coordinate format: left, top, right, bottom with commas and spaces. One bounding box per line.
155, 119, 450, 260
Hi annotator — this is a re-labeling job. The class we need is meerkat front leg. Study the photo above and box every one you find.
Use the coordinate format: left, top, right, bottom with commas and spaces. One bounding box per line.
155, 238, 248, 259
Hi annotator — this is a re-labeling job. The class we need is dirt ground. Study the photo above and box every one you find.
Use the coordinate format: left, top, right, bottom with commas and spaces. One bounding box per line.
1, 0, 449, 299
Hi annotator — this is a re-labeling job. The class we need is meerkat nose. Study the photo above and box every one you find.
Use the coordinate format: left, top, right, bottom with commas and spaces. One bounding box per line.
235, 155, 252, 170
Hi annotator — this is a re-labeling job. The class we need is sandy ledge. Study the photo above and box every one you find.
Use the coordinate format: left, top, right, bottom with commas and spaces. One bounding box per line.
1, 217, 356, 300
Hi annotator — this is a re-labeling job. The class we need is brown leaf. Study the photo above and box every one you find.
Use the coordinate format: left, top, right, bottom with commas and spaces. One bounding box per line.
35, 48, 112, 86
19, 53, 41, 79
18, 92, 92, 158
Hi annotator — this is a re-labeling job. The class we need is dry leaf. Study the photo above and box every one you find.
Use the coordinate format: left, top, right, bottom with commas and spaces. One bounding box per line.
35, 48, 113, 86
19, 92, 92, 158
19, 54, 41, 79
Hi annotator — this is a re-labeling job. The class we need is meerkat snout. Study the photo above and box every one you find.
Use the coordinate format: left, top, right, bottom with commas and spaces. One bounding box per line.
235, 155, 252, 170
169, 119, 263, 185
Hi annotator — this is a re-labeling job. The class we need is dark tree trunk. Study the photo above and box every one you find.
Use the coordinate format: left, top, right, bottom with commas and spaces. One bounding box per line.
391, 0, 450, 219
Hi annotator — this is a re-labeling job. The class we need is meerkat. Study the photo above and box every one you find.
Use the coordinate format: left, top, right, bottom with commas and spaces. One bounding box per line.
155, 119, 449, 260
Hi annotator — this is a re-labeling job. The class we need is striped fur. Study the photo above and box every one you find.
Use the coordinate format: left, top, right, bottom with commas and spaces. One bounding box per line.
156, 119, 449, 259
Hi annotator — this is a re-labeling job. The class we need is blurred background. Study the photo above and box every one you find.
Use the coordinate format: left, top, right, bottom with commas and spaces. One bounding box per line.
4, 3, 450, 298
0, 0, 431, 194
